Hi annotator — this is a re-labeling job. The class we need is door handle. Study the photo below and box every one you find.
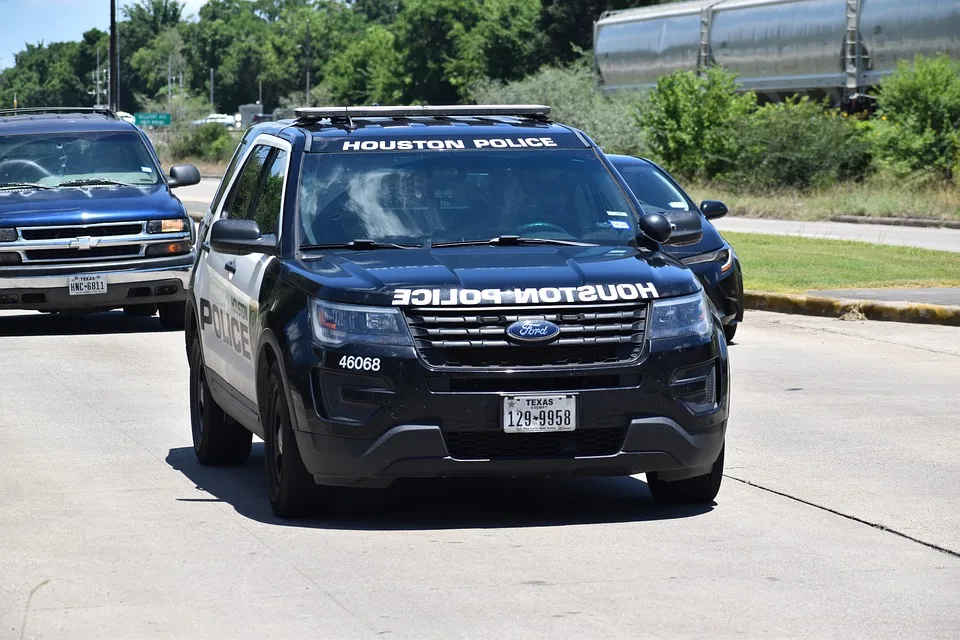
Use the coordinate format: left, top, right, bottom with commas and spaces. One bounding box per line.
224, 261, 237, 274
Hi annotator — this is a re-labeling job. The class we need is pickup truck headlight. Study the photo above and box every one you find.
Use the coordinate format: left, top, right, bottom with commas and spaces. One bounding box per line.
311, 299, 413, 347
648, 292, 712, 341
0, 228, 16, 242
681, 248, 734, 272
147, 219, 187, 234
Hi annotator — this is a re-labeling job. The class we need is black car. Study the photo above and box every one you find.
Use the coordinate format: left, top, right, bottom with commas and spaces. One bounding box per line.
607, 155, 744, 342
185, 105, 730, 517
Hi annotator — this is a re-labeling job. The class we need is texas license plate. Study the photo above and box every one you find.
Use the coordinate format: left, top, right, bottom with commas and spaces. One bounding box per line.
68, 274, 107, 296
502, 394, 577, 433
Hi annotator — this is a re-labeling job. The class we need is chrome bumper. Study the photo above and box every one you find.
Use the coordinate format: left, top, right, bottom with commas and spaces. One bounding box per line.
1, 264, 191, 290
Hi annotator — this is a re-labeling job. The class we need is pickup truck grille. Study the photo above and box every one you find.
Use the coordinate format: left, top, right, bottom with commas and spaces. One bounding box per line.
405, 302, 648, 369
7, 221, 189, 264
25, 246, 141, 261
20, 224, 143, 240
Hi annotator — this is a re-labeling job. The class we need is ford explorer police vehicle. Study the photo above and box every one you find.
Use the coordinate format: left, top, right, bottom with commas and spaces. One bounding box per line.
0, 107, 201, 328
185, 105, 730, 517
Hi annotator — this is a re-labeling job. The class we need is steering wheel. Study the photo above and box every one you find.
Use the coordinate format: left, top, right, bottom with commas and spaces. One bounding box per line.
515, 221, 570, 236
0, 159, 53, 182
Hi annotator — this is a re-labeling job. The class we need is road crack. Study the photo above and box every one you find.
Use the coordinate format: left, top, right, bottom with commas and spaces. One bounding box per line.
19, 579, 49, 640
724, 474, 960, 559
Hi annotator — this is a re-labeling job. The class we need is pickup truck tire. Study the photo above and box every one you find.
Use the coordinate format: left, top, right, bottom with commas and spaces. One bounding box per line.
189, 337, 252, 465
123, 304, 158, 317
647, 446, 724, 505
263, 362, 325, 518
159, 301, 186, 331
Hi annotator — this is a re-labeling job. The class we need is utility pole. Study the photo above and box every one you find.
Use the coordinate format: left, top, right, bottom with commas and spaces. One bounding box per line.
259, 80, 263, 107
304, 23, 311, 107
96, 48, 102, 106
209, 68, 214, 109
167, 55, 172, 111
109, 0, 118, 111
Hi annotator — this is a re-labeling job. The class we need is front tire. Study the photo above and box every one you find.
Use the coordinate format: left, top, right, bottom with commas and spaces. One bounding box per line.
262, 362, 326, 518
159, 301, 186, 331
647, 446, 724, 505
189, 337, 252, 465
723, 323, 737, 343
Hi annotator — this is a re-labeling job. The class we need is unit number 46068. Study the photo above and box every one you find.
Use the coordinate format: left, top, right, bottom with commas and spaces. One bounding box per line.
339, 355, 381, 372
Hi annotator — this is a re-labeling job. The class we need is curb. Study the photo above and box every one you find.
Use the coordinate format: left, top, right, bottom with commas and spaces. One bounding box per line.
744, 290, 960, 327
829, 215, 960, 230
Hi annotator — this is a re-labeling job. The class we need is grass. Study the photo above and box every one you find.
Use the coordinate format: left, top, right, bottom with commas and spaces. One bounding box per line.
724, 231, 960, 294
687, 177, 960, 222
157, 154, 228, 177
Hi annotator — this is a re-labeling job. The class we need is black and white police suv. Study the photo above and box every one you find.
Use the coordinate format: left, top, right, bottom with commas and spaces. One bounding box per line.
185, 105, 730, 517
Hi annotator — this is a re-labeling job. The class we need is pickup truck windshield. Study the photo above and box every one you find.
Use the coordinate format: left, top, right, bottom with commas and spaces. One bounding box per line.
0, 131, 161, 188
297, 149, 638, 247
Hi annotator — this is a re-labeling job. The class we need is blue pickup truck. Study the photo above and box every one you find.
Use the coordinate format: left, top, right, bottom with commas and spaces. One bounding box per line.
0, 108, 201, 329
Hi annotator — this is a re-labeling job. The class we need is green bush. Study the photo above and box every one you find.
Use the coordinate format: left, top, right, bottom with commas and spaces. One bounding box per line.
633, 66, 755, 180
472, 55, 646, 156
725, 97, 873, 191
167, 123, 237, 163
872, 54, 960, 182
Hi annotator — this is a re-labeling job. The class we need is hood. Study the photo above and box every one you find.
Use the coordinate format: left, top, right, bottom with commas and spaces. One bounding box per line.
0, 184, 184, 227
286, 245, 702, 307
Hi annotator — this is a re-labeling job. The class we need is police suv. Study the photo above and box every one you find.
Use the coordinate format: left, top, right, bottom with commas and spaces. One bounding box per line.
186, 105, 730, 517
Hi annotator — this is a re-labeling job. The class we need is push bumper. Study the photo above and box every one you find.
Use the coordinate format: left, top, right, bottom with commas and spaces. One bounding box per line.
0, 254, 193, 311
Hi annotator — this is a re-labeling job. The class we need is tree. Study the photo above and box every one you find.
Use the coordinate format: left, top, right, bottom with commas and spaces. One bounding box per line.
394, 0, 482, 104
325, 25, 403, 105
348, 0, 401, 24
452, 0, 541, 94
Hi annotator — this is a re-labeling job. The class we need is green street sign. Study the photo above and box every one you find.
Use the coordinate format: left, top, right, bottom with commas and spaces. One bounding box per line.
134, 112, 172, 127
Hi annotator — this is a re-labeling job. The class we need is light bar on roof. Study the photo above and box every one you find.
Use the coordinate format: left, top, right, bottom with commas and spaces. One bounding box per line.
293, 104, 551, 120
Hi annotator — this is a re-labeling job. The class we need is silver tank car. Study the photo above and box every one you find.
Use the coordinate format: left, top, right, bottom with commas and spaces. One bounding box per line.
594, 0, 960, 104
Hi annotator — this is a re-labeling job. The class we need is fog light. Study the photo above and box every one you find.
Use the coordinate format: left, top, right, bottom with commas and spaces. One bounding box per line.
145, 242, 188, 257
672, 360, 719, 414
147, 219, 186, 234
0, 294, 17, 303
0, 252, 21, 264
0, 228, 16, 242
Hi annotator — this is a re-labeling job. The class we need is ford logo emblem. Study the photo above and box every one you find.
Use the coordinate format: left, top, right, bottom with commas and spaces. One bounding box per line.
506, 319, 561, 344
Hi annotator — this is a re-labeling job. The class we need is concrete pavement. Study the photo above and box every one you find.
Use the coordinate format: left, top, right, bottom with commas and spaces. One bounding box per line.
0, 309, 958, 638
713, 216, 960, 253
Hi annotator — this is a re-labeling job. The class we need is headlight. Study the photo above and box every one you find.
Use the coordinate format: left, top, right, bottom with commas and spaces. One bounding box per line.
311, 299, 413, 347
0, 228, 17, 242
147, 219, 187, 234
681, 247, 734, 272
648, 292, 712, 341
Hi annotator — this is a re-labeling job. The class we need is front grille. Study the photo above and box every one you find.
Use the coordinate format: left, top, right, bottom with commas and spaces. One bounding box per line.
405, 302, 647, 368
25, 245, 141, 261
20, 224, 143, 240
444, 427, 627, 460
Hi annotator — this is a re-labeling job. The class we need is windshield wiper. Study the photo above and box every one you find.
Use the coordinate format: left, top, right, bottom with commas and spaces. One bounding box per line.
0, 182, 52, 190
57, 178, 130, 188
300, 239, 422, 251
432, 236, 598, 248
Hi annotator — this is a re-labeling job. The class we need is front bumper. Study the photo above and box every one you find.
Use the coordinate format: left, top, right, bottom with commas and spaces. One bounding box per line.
284, 336, 729, 488
0, 254, 193, 311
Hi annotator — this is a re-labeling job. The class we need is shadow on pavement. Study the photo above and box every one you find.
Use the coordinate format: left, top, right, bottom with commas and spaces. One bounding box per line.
166, 445, 714, 530
0, 310, 171, 336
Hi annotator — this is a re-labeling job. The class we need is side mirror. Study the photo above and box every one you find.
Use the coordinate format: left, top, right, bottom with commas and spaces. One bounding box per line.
209, 218, 277, 256
637, 212, 672, 244
167, 164, 202, 188
700, 200, 728, 220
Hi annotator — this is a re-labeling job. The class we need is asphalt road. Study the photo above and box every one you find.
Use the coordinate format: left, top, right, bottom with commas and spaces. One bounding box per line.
0, 310, 958, 639
175, 179, 960, 252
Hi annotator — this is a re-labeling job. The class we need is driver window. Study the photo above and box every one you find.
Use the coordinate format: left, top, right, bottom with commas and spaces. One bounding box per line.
222, 145, 270, 221
248, 149, 287, 236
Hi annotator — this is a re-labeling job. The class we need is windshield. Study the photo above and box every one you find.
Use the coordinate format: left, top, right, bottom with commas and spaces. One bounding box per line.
297, 149, 639, 247
0, 130, 161, 188
614, 163, 692, 213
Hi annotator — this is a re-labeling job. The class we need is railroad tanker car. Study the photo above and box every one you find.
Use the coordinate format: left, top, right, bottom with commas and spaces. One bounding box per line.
594, 0, 960, 106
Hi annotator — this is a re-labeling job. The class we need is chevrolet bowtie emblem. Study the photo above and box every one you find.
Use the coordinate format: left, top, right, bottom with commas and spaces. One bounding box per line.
69, 236, 100, 250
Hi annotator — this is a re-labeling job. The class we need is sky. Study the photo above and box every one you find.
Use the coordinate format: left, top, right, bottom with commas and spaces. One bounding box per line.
0, 0, 208, 70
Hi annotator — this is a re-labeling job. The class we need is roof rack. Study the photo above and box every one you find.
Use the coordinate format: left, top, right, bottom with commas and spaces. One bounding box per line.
293, 104, 551, 124
0, 107, 118, 118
